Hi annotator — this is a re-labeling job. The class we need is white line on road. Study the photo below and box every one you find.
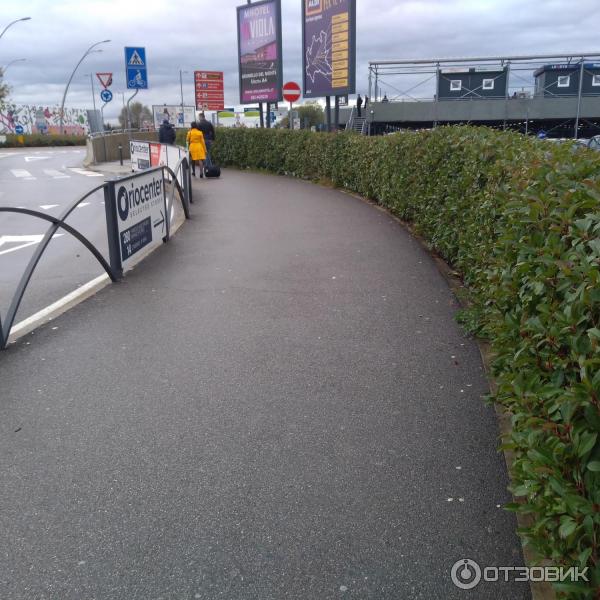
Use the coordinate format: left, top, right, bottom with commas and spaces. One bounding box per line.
40, 204, 60, 210
43, 169, 70, 179
0, 234, 64, 256
25, 156, 51, 162
76, 202, 91, 208
69, 168, 103, 177
10, 169, 35, 179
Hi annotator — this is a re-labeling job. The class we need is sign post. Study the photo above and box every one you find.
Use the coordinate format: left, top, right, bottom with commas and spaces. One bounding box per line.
194, 71, 225, 111
283, 81, 301, 130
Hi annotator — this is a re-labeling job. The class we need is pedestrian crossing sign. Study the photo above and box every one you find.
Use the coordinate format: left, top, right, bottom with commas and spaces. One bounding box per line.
128, 50, 144, 66
124, 47, 148, 89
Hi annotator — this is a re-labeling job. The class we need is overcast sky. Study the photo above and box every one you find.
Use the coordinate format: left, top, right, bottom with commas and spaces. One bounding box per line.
2, 0, 600, 121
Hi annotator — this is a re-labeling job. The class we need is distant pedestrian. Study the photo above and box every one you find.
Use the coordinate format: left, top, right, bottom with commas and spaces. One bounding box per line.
365, 96, 369, 108
186, 122, 207, 177
196, 112, 215, 160
382, 94, 389, 103
356, 94, 363, 117
158, 119, 176, 144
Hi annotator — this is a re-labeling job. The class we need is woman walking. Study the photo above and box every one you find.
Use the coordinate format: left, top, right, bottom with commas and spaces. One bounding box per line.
186, 122, 207, 177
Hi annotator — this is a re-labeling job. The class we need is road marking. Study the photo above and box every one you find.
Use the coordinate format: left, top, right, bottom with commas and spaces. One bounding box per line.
0, 153, 12, 159
10, 169, 35, 179
40, 204, 60, 210
76, 202, 91, 208
43, 169, 70, 179
0, 234, 64, 256
25, 156, 50, 162
69, 168, 103, 177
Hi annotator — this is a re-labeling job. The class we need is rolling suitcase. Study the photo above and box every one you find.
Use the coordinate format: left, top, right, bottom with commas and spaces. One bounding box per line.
204, 153, 221, 178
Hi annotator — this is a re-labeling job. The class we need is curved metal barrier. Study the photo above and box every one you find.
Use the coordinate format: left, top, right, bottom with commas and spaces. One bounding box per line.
0, 157, 192, 350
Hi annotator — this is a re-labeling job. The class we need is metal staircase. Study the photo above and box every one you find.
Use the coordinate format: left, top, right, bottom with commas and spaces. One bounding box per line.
345, 107, 368, 135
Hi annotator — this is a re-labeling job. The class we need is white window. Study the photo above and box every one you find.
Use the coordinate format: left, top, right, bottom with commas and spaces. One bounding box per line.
450, 80, 462, 91
557, 75, 571, 88
482, 78, 495, 90
592, 74, 600, 87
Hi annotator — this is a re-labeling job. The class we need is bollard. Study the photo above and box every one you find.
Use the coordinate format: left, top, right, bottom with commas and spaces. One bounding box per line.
118, 144, 123, 166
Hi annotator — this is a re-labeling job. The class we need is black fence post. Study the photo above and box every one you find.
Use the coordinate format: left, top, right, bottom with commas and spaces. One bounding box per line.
103, 183, 123, 279
118, 144, 123, 166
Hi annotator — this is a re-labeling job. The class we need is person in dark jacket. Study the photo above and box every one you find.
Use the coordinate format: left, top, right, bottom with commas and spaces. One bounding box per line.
158, 119, 176, 144
356, 94, 363, 117
196, 113, 215, 160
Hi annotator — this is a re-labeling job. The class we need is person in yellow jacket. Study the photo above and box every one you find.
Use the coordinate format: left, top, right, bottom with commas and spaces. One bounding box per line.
186, 122, 207, 177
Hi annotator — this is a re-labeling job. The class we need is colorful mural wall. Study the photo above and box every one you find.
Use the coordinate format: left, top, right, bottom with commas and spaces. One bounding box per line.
0, 103, 88, 135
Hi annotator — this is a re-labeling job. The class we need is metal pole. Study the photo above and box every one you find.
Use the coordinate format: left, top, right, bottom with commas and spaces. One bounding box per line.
326, 96, 331, 132
503, 61, 511, 131
266, 102, 271, 128
59, 40, 110, 134
289, 101, 293, 129
434, 62, 440, 128
334, 95, 339, 131
100, 103, 108, 160
259, 102, 264, 128
180, 69, 184, 121
574, 60, 585, 139
2, 58, 26, 74
90, 73, 97, 114
126, 88, 139, 136
368, 67, 372, 101
0, 17, 31, 41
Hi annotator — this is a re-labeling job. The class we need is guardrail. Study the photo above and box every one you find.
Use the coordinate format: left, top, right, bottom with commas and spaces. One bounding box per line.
0, 156, 192, 350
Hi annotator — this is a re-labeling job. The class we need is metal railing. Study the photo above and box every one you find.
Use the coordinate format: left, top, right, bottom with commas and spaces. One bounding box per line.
0, 158, 192, 350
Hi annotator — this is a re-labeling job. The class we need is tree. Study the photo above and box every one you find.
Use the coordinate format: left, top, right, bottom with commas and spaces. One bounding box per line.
0, 69, 9, 107
118, 102, 153, 129
277, 102, 325, 130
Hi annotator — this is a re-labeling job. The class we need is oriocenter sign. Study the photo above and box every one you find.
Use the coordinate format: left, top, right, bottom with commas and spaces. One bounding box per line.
111, 170, 168, 269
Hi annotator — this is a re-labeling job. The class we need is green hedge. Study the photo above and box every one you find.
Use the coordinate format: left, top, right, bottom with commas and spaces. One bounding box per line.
0, 133, 86, 147
213, 126, 600, 598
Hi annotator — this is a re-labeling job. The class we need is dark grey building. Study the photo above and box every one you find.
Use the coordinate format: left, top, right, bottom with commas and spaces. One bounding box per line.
534, 63, 600, 97
437, 68, 508, 100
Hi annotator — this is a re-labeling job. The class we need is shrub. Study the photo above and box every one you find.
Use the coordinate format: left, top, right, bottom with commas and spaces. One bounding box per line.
213, 126, 600, 598
0, 133, 86, 148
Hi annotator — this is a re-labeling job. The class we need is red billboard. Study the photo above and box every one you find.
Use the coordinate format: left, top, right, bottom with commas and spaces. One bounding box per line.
194, 71, 225, 110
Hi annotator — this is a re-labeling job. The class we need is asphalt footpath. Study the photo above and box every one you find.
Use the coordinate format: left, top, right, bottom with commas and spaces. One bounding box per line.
0, 169, 530, 599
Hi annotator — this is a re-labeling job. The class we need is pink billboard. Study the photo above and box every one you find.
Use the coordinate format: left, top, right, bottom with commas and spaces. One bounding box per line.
237, 0, 283, 104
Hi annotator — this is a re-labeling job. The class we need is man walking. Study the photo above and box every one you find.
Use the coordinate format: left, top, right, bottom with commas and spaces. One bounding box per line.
356, 94, 363, 117
196, 112, 215, 160
158, 119, 176, 145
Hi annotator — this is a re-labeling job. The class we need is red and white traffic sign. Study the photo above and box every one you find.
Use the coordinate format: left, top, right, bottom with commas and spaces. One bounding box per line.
283, 81, 301, 103
96, 72, 113, 89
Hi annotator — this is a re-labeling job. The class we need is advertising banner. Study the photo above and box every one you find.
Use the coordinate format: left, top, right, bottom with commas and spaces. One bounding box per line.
113, 170, 167, 269
237, 0, 283, 104
302, 0, 356, 98
194, 71, 225, 111
152, 105, 196, 129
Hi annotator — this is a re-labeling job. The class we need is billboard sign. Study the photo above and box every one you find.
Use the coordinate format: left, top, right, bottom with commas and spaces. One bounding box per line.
237, 0, 283, 104
152, 105, 196, 129
194, 71, 225, 111
302, 0, 356, 98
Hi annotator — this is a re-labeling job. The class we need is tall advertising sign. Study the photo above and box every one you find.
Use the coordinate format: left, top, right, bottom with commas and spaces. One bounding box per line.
302, 0, 356, 98
237, 0, 283, 104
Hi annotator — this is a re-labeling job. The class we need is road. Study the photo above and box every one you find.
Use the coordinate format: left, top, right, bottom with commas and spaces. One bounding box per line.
0, 147, 110, 325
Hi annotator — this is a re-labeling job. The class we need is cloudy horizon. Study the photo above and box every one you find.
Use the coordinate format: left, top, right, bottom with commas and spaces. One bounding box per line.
1, 0, 599, 123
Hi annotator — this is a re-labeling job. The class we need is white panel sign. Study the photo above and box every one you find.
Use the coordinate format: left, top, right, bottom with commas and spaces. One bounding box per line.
114, 170, 167, 268
130, 140, 151, 172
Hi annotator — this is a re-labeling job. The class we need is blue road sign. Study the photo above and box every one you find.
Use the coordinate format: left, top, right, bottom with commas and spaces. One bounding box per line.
124, 47, 148, 89
100, 89, 113, 103
15, 125, 24, 134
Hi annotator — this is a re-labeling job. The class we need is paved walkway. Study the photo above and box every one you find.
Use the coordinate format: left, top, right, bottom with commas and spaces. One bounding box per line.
0, 170, 529, 599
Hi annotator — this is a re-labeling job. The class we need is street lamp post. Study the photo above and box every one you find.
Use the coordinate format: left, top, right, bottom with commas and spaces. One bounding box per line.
0, 17, 31, 41
59, 39, 110, 134
2, 58, 26, 74
179, 69, 188, 125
